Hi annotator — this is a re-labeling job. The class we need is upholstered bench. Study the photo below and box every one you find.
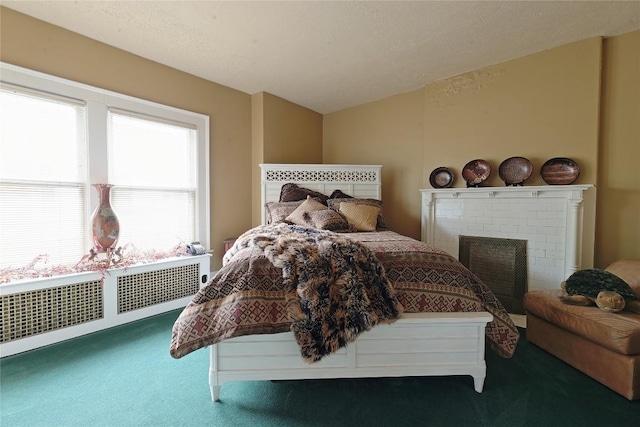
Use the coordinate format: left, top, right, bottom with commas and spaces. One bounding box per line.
524, 259, 640, 401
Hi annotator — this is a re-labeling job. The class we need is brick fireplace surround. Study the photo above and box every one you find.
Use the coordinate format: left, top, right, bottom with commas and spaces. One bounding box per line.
420, 185, 596, 292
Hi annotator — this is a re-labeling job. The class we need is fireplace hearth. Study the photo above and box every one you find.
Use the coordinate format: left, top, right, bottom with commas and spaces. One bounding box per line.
459, 235, 527, 314
420, 185, 596, 292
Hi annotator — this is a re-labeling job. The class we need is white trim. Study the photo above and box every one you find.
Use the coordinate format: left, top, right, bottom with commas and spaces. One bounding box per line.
108, 107, 198, 130
1, 81, 85, 106
1, 255, 211, 358
0, 63, 207, 120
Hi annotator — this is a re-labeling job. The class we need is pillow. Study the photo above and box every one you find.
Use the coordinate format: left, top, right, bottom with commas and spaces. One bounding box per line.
327, 197, 386, 230
329, 189, 353, 199
279, 183, 329, 205
265, 200, 305, 224
303, 209, 355, 232
338, 202, 380, 232
285, 196, 327, 226
605, 259, 640, 298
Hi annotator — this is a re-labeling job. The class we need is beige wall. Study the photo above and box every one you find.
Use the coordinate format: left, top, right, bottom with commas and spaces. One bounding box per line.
0, 7, 253, 270
323, 90, 424, 238
422, 37, 601, 188
251, 92, 323, 225
262, 92, 323, 164
325, 38, 603, 238
325, 33, 639, 267
597, 31, 640, 266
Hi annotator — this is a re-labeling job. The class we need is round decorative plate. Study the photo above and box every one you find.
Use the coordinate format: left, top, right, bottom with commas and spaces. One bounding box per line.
540, 157, 581, 185
429, 167, 454, 188
498, 156, 533, 186
462, 159, 491, 187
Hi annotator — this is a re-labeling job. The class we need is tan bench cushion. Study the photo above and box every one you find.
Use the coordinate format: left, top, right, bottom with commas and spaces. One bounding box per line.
524, 290, 640, 355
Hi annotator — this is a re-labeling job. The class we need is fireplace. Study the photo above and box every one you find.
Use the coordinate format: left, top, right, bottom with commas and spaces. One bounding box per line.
420, 185, 596, 292
459, 236, 527, 314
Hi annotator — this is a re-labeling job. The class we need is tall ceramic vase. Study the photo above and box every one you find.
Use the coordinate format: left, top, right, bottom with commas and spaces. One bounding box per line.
91, 184, 120, 252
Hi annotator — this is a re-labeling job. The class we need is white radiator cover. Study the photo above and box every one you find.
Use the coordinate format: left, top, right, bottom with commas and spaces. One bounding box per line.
420, 185, 596, 292
0, 254, 210, 357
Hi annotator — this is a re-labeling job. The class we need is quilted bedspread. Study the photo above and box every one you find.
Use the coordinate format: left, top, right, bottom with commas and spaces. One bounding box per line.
170, 225, 519, 361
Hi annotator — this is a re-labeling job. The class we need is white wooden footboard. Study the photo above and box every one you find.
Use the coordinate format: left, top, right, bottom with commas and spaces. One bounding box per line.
209, 312, 493, 401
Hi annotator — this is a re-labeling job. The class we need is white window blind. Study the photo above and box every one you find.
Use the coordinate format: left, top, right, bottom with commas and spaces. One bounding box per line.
0, 85, 87, 268
108, 110, 197, 252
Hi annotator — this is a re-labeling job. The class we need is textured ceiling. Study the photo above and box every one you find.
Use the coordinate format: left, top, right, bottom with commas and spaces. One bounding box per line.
3, 1, 639, 113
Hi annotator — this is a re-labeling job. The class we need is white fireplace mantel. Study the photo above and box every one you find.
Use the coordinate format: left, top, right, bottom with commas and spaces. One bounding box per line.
420, 185, 596, 291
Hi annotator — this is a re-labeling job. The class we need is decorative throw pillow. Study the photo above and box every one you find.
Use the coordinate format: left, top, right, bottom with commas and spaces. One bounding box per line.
329, 189, 353, 199
285, 196, 328, 226
605, 259, 640, 299
265, 200, 305, 224
338, 202, 380, 232
327, 197, 386, 230
279, 183, 329, 205
303, 209, 355, 232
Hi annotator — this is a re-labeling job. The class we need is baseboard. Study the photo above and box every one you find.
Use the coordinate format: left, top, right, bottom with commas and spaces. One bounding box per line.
509, 313, 526, 328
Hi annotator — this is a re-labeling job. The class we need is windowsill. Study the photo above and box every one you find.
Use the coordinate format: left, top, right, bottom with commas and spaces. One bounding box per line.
0, 254, 211, 293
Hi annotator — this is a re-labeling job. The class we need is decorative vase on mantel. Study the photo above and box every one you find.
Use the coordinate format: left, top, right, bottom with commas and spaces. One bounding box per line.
91, 184, 120, 253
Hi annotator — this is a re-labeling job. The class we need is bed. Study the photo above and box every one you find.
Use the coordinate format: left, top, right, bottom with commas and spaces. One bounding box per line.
170, 164, 519, 402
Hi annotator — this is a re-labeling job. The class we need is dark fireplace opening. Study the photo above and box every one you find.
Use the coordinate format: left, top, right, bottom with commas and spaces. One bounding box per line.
459, 235, 528, 314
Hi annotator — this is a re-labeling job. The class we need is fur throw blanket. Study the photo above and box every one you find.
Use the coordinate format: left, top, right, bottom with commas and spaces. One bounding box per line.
226, 223, 403, 362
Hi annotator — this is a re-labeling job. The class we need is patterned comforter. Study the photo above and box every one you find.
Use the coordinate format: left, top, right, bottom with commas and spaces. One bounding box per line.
170, 224, 519, 360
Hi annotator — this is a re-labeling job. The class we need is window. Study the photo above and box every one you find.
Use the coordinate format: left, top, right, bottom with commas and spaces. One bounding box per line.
0, 85, 87, 267
108, 110, 198, 251
0, 63, 209, 270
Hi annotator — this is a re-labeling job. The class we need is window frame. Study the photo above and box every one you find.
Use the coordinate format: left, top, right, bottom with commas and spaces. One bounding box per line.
0, 62, 210, 261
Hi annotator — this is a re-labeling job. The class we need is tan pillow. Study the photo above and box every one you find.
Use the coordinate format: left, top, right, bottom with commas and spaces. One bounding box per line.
338, 202, 380, 232
285, 196, 327, 225
606, 259, 640, 298
327, 197, 386, 229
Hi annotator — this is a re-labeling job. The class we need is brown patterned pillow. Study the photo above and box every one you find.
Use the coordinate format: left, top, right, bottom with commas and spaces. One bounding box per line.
265, 200, 304, 224
327, 197, 386, 230
279, 183, 329, 205
329, 189, 353, 199
303, 209, 355, 232
285, 196, 327, 226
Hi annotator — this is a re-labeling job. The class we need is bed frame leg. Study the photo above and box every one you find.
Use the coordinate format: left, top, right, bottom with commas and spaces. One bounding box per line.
211, 385, 221, 402
473, 376, 485, 393
209, 345, 221, 401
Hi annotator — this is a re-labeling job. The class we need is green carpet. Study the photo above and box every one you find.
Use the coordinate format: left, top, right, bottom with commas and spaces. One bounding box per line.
1, 310, 638, 427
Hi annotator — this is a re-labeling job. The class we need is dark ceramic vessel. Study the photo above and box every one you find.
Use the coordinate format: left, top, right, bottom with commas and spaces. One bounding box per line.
462, 159, 491, 187
429, 167, 454, 188
540, 157, 580, 185
499, 156, 534, 186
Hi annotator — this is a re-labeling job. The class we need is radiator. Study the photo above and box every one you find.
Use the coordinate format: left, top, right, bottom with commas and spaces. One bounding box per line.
0, 254, 210, 357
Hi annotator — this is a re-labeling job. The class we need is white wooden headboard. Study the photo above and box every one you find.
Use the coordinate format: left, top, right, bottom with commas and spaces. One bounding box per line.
260, 164, 382, 225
